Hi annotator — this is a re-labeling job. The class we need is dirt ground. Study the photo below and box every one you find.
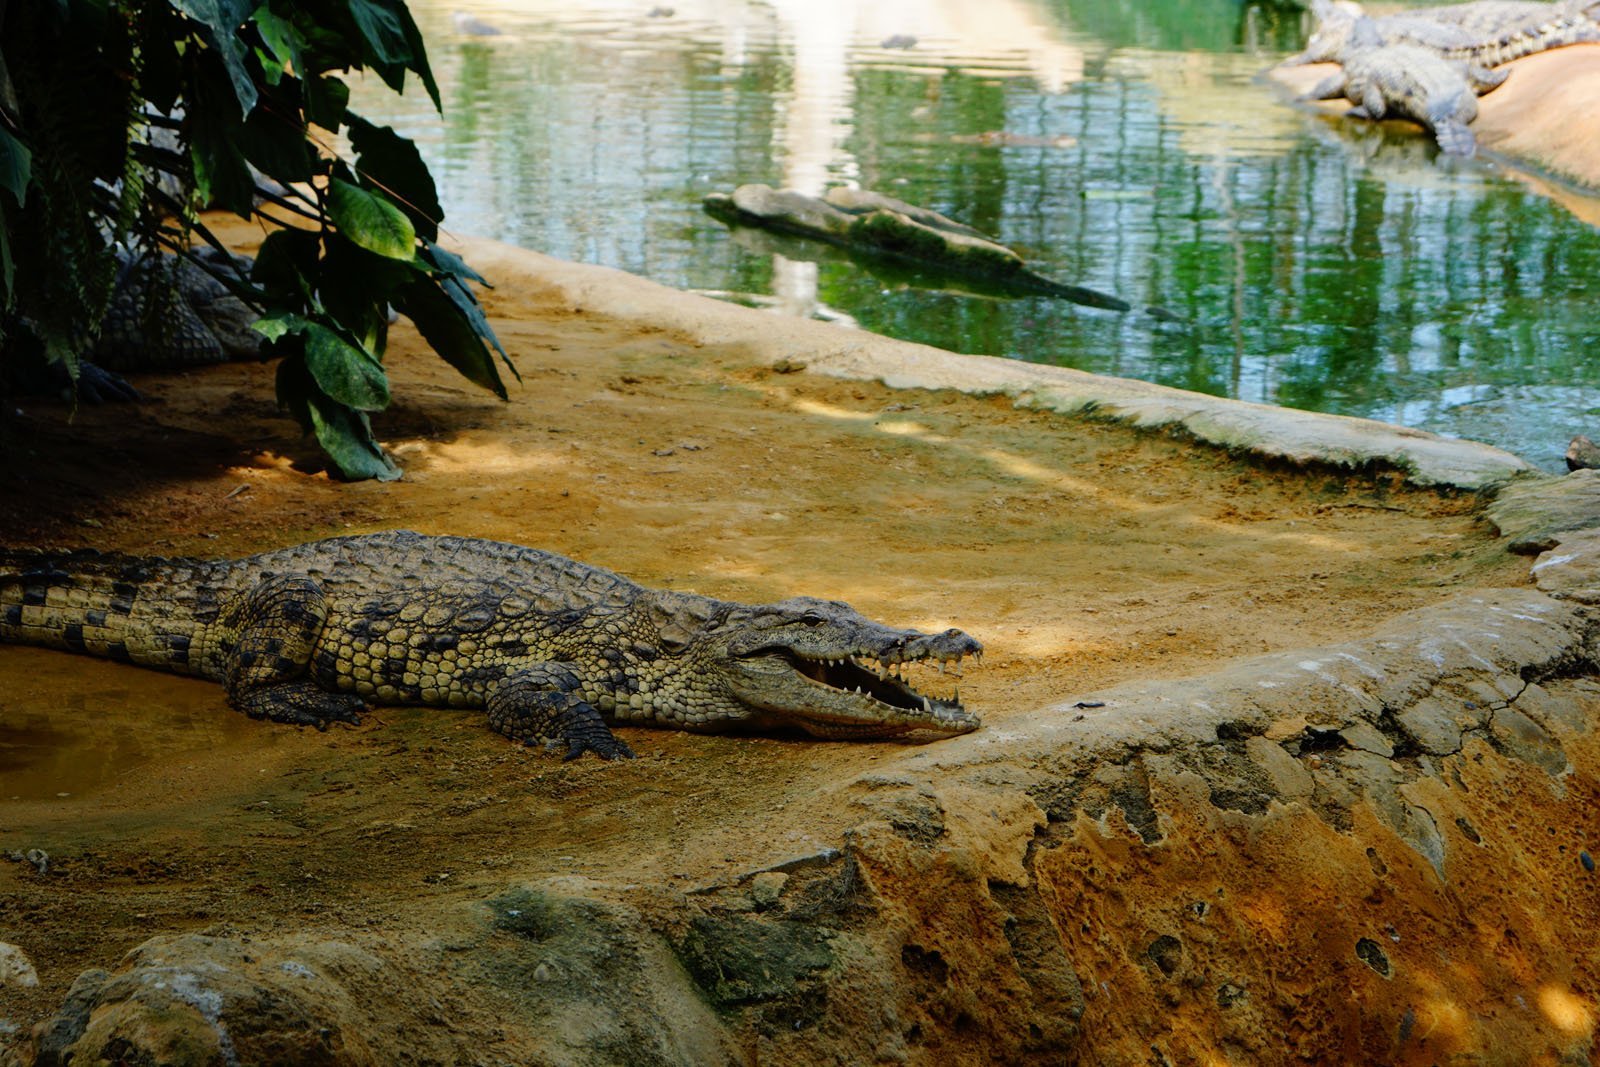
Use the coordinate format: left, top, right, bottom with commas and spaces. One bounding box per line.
0, 224, 1532, 1051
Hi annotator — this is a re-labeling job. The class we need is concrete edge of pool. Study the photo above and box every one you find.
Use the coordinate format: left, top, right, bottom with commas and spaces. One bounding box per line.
453, 233, 1543, 492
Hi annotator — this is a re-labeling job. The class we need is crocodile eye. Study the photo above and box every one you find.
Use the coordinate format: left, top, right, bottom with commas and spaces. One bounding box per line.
800, 611, 826, 626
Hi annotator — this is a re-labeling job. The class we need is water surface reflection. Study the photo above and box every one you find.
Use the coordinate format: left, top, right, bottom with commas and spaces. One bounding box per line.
354, 0, 1600, 468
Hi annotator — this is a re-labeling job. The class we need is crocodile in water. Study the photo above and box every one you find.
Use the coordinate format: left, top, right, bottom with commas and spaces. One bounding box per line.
1289, 0, 1600, 67
0, 531, 982, 759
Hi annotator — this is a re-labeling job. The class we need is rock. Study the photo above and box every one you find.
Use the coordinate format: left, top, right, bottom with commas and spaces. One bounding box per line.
0, 943, 39, 988
1530, 530, 1600, 603
21, 937, 435, 1066
1566, 435, 1600, 470
748, 871, 787, 910
880, 33, 917, 49
1486, 470, 1600, 554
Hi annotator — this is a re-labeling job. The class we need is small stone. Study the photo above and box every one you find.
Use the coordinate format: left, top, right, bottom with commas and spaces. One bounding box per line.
749, 871, 788, 910
771, 358, 807, 374
1566, 435, 1600, 471
0, 943, 39, 988
1581, 850, 1595, 873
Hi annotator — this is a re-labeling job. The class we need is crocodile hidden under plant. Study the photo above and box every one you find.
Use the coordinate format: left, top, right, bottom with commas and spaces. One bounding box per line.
0, 530, 982, 759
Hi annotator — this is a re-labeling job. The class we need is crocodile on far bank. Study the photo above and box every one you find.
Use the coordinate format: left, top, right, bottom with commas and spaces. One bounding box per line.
1288, 0, 1600, 67
0, 531, 982, 759
1303, 18, 1509, 156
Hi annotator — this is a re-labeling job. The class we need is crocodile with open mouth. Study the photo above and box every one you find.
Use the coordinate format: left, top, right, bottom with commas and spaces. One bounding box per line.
0, 531, 981, 759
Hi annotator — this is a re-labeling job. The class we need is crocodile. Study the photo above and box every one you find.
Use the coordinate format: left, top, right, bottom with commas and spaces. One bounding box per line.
0, 530, 982, 759
92, 247, 264, 373
1288, 0, 1600, 67
1304, 22, 1509, 156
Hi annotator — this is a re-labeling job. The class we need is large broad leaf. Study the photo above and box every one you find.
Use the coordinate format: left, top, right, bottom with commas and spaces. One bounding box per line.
187, 62, 256, 214
249, 7, 300, 86
0, 128, 29, 206
348, 117, 439, 242
391, 0, 441, 110
439, 274, 516, 378
170, 0, 258, 117
308, 395, 401, 481
394, 275, 506, 399
421, 241, 487, 285
346, 0, 410, 65
239, 80, 315, 182
255, 310, 389, 411
306, 74, 350, 130
302, 321, 390, 410
327, 178, 415, 261
276, 347, 399, 482
251, 228, 321, 303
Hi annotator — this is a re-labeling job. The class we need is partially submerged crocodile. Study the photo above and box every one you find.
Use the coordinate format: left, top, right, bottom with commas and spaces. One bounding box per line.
1305, 25, 1508, 155
0, 531, 982, 759
1290, 0, 1600, 67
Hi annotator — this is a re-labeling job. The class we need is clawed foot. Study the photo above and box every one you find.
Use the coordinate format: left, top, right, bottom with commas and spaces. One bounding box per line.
233, 683, 366, 729
545, 733, 637, 761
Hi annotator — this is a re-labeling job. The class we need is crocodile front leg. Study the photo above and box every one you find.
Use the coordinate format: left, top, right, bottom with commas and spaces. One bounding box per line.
486, 665, 637, 761
221, 574, 364, 728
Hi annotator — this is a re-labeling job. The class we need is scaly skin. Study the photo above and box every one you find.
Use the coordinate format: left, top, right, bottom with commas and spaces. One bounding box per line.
1304, 20, 1509, 156
0, 531, 982, 759
92, 249, 263, 372
1289, 0, 1600, 66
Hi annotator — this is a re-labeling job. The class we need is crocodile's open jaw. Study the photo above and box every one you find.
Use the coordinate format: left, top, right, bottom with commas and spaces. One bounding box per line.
730, 643, 981, 738
789, 651, 964, 715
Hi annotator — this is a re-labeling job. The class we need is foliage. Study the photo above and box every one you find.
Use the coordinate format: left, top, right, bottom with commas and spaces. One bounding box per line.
0, 0, 514, 480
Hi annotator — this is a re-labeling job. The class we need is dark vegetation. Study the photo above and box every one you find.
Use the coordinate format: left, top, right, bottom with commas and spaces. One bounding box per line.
0, 0, 513, 479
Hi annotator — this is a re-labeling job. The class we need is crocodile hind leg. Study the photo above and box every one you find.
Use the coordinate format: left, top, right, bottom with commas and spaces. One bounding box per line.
220, 574, 364, 728
486, 665, 636, 761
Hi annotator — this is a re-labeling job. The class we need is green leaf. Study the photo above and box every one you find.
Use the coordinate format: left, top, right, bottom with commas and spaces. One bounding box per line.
327, 178, 415, 260
276, 343, 399, 481
439, 273, 515, 377
348, 117, 440, 241
303, 321, 390, 410
252, 310, 306, 342
420, 240, 487, 285
187, 62, 257, 214
308, 394, 401, 480
346, 0, 410, 66
250, 6, 299, 86
170, 0, 259, 117
391, 0, 441, 111
239, 80, 315, 182
0, 128, 30, 206
394, 275, 507, 399
305, 74, 349, 129
251, 228, 321, 303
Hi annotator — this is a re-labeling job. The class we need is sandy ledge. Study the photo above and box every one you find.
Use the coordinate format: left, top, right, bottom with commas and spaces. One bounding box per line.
0, 223, 1597, 1063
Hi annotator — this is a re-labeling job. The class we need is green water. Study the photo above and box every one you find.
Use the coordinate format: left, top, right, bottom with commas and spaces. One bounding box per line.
353, 0, 1600, 470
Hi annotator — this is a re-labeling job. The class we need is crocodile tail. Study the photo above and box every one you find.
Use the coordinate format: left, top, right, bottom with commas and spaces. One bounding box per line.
1433, 120, 1477, 158
0, 547, 216, 675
